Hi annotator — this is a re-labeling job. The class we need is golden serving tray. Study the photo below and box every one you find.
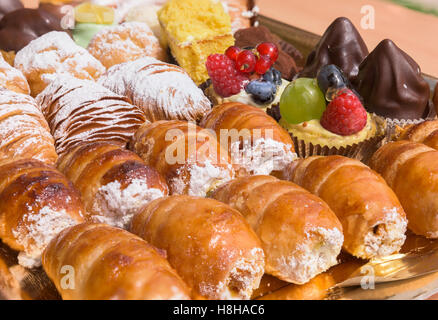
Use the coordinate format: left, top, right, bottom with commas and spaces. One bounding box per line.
1, 15, 438, 301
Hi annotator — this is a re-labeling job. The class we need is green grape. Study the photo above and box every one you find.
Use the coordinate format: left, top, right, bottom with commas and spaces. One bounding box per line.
279, 78, 327, 124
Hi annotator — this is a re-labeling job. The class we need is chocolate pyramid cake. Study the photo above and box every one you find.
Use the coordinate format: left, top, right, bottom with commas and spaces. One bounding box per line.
353, 39, 430, 120
0, 0, 23, 20
299, 17, 369, 82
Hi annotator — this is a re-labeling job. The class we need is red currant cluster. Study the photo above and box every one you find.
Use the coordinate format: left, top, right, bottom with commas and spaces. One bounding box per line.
225, 42, 279, 75
205, 43, 280, 98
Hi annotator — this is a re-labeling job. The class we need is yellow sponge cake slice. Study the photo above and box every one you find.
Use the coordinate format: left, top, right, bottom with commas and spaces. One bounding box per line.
158, 0, 235, 85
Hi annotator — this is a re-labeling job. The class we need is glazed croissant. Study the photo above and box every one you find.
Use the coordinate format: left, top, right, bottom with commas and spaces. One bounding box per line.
130, 120, 235, 197
36, 76, 146, 157
130, 195, 265, 300
399, 120, 438, 150
200, 102, 296, 175
369, 141, 438, 238
210, 175, 343, 284
99, 57, 211, 122
57, 142, 169, 229
0, 53, 30, 95
282, 156, 407, 259
0, 159, 84, 268
0, 88, 57, 165
42, 223, 191, 300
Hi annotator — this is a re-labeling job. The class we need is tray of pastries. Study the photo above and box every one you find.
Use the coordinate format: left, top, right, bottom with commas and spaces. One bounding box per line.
0, 0, 438, 300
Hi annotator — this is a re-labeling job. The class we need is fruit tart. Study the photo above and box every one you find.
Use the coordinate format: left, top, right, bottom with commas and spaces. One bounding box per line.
278, 64, 385, 161
203, 42, 290, 113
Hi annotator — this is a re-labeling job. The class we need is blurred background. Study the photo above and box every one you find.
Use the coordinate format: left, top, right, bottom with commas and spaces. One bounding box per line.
258, 0, 438, 76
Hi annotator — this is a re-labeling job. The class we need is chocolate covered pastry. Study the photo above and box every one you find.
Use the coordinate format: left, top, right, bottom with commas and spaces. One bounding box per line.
234, 26, 301, 80
0, 0, 23, 20
0, 8, 68, 53
299, 17, 368, 83
353, 39, 430, 120
434, 83, 438, 112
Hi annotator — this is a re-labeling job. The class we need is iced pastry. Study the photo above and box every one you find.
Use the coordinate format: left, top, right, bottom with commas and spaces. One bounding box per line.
353, 39, 431, 121
299, 17, 369, 83
234, 26, 301, 81
0, 0, 23, 20
73, 2, 116, 48
88, 22, 166, 68
0, 8, 67, 52
158, 0, 235, 85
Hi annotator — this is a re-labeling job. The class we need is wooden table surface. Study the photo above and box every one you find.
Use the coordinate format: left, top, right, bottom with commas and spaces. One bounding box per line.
258, 0, 438, 77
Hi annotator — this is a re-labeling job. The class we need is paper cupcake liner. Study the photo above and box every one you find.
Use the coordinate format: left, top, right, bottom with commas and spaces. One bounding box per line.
381, 100, 437, 143
290, 115, 386, 164
291, 134, 385, 164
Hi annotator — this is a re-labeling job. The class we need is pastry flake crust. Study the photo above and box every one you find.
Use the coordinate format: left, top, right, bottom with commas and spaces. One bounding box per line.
211, 175, 343, 285
42, 223, 191, 300
88, 22, 167, 69
283, 155, 408, 259
0, 159, 85, 268
0, 88, 57, 165
99, 57, 211, 122
14, 31, 106, 96
131, 195, 265, 300
36, 76, 146, 157
130, 120, 235, 197
57, 142, 169, 229
370, 141, 438, 238
200, 102, 296, 175
0, 53, 30, 95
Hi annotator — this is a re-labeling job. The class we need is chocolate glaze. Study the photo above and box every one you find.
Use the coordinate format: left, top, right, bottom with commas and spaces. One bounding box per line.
0, 0, 23, 20
300, 17, 369, 82
353, 39, 431, 120
0, 8, 70, 52
434, 83, 438, 113
234, 26, 300, 81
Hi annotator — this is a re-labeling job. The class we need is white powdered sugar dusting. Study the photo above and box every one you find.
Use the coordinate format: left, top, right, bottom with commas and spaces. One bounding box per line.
230, 138, 297, 175
92, 178, 165, 229
14, 31, 105, 88
13, 206, 79, 268
0, 54, 29, 94
274, 227, 343, 284
171, 160, 234, 196
88, 22, 164, 67
99, 57, 211, 121
0, 89, 55, 163
199, 247, 264, 300
363, 207, 407, 258
36, 75, 145, 156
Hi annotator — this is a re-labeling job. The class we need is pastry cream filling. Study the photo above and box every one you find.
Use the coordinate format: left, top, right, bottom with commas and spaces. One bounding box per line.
279, 113, 383, 148
206, 79, 290, 110
158, 0, 232, 44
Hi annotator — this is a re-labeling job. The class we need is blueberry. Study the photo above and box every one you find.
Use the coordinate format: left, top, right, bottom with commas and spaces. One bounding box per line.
271, 68, 282, 86
262, 68, 282, 87
245, 80, 276, 104
316, 64, 347, 97
262, 69, 274, 83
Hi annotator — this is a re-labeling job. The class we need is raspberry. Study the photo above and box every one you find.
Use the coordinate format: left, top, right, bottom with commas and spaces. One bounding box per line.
206, 54, 249, 98
320, 89, 367, 136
